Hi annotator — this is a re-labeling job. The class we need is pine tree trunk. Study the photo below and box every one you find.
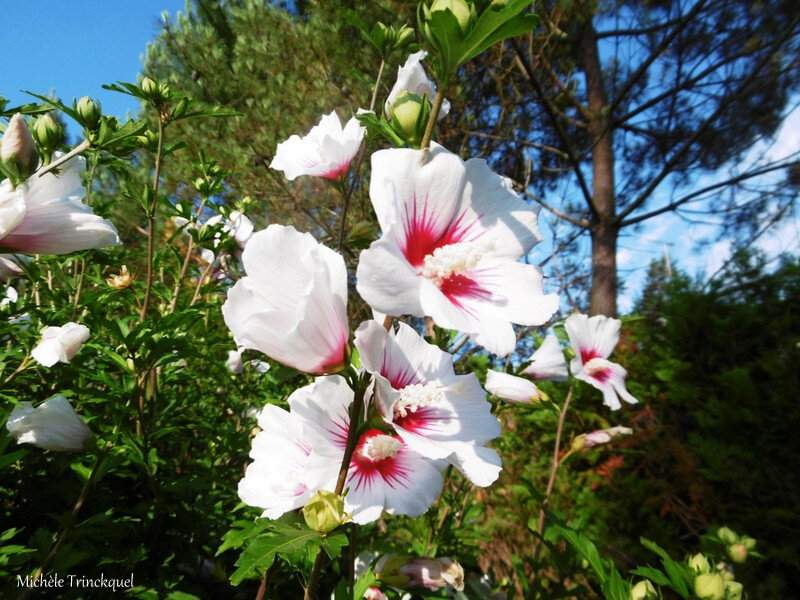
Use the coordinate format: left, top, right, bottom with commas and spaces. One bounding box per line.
589, 221, 618, 316
580, 22, 618, 316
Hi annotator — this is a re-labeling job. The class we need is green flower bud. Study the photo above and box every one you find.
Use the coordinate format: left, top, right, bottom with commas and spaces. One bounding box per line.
571, 434, 587, 451
1, 114, 38, 181
694, 573, 725, 600
141, 76, 158, 97
302, 489, 347, 534
76, 96, 102, 129
430, 0, 473, 32
136, 130, 159, 151
375, 555, 412, 588
741, 536, 756, 551
390, 91, 429, 146
728, 543, 747, 563
348, 220, 378, 248
395, 24, 415, 49
724, 580, 743, 600
689, 553, 712, 574
630, 579, 658, 600
31, 114, 65, 164
717, 527, 738, 545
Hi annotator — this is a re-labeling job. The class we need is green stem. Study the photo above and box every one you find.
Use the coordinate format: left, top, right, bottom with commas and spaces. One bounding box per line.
420, 82, 448, 150
304, 380, 367, 600
36, 140, 90, 177
139, 120, 165, 322
336, 59, 386, 252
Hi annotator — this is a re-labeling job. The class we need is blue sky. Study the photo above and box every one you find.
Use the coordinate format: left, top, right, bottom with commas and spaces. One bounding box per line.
4, 1, 185, 127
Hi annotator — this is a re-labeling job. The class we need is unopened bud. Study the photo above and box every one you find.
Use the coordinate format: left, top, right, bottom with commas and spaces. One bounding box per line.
571, 435, 586, 451
689, 553, 711, 574
694, 573, 725, 600
1, 114, 38, 181
31, 114, 65, 164
76, 96, 102, 129
724, 580, 743, 600
630, 579, 657, 600
348, 221, 377, 246
728, 543, 747, 563
716, 526, 738, 545
137, 130, 159, 151
363, 586, 387, 600
376, 555, 464, 591
141, 76, 158, 97
430, 0, 473, 32
390, 91, 429, 146
302, 489, 347, 533
395, 25, 415, 49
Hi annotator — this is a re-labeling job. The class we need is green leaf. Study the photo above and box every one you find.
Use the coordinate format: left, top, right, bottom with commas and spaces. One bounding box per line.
545, 512, 609, 583
630, 566, 671, 587
352, 568, 377, 599
229, 519, 327, 585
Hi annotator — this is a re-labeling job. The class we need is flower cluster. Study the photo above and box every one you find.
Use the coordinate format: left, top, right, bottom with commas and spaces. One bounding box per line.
225, 44, 641, 545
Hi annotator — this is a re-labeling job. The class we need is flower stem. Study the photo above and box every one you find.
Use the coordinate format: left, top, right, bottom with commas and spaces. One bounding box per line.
531, 385, 573, 566
36, 140, 90, 178
304, 381, 367, 600
139, 119, 165, 322
169, 196, 209, 313
335, 59, 386, 252
420, 81, 448, 150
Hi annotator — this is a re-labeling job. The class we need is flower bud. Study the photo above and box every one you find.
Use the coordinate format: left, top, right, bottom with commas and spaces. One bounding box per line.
141, 76, 158, 97
728, 543, 747, 563
630, 579, 658, 600
226, 349, 244, 374
724, 580, 743, 600
716, 526, 738, 545
390, 91, 429, 146
106, 265, 134, 290
430, 0, 473, 32
363, 586, 387, 600
571, 434, 586, 451
6, 396, 94, 452
694, 573, 725, 600
581, 426, 634, 449
31, 114, 65, 162
689, 553, 711, 574
741, 536, 756, 551
76, 96, 102, 129
348, 220, 377, 248
1, 114, 38, 181
395, 25, 415, 49
376, 555, 464, 591
137, 130, 159, 151
302, 489, 347, 533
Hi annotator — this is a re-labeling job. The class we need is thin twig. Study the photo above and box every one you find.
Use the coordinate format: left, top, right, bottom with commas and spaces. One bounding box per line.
531, 385, 573, 564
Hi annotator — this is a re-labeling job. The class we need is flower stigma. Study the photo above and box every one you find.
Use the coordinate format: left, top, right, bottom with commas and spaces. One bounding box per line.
361, 434, 403, 461
394, 381, 443, 418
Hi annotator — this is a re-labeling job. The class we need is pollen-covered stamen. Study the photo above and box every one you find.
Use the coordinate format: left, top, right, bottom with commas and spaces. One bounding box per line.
394, 381, 444, 418
420, 241, 491, 285
584, 357, 614, 382
360, 434, 403, 461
